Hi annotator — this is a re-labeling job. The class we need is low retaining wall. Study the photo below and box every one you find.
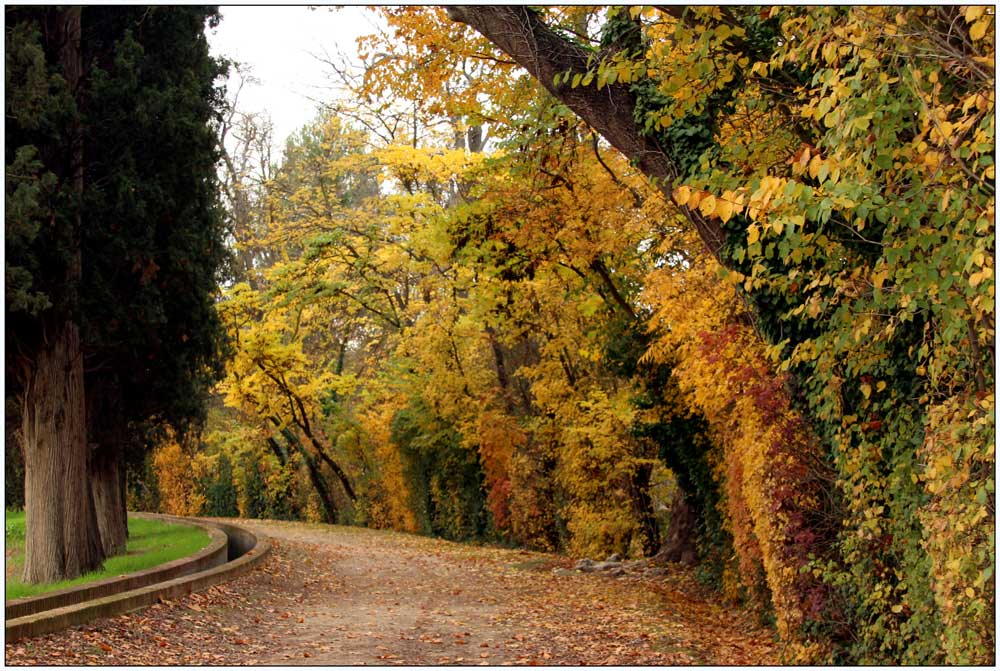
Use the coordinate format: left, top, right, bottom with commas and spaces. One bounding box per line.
5, 515, 269, 641
6, 515, 228, 621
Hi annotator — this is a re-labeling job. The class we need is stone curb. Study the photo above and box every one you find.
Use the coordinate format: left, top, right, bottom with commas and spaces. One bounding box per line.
4, 516, 270, 641
6, 514, 228, 621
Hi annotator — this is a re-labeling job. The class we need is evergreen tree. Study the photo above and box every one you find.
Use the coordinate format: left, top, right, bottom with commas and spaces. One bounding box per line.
5, 6, 229, 579
6, 6, 105, 582
79, 6, 230, 555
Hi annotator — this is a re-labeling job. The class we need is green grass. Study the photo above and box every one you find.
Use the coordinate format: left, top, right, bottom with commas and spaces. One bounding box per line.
5, 510, 211, 601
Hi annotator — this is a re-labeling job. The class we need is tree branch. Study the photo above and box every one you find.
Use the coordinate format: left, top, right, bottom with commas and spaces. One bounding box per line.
446, 5, 727, 259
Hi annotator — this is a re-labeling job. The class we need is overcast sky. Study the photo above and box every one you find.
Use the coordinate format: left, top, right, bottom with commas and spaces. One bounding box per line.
206, 5, 382, 150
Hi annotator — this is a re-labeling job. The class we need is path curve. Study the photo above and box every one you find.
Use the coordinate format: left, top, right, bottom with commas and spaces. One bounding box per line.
5, 519, 777, 665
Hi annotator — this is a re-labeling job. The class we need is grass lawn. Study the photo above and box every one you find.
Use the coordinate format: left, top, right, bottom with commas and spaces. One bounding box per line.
5, 510, 211, 601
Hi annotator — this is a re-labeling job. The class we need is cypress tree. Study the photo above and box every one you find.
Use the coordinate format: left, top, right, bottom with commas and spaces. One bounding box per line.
6, 6, 105, 582
5, 6, 229, 579
79, 6, 230, 554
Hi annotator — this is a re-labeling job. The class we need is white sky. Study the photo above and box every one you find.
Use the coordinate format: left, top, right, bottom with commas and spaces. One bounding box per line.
206, 5, 383, 150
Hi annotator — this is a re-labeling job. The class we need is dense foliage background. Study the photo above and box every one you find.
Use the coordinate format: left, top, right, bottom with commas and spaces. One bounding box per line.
27, 6, 985, 664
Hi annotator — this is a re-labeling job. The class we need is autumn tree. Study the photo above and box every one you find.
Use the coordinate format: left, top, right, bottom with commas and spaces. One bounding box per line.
216, 113, 389, 523
445, 5, 994, 663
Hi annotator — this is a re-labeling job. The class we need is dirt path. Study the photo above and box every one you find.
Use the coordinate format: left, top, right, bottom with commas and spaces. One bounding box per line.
5, 519, 777, 665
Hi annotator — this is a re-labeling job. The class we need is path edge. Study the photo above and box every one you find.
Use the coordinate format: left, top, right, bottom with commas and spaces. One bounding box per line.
6, 514, 228, 620
4, 516, 270, 641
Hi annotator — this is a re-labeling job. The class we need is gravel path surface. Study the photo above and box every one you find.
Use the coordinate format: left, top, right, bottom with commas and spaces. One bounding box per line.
5, 518, 777, 665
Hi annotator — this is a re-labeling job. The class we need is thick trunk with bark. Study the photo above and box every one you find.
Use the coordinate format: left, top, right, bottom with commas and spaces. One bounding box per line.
87, 375, 127, 556
90, 445, 127, 556
20, 7, 105, 584
21, 320, 105, 582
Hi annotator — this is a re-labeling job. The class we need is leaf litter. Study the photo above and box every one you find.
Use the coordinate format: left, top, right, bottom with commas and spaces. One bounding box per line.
5, 518, 776, 665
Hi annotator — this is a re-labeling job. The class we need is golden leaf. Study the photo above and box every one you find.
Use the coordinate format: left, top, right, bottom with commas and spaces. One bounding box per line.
970, 17, 989, 41
939, 189, 951, 212
699, 193, 717, 217
808, 155, 823, 179
965, 5, 985, 22
673, 185, 692, 206
716, 198, 735, 222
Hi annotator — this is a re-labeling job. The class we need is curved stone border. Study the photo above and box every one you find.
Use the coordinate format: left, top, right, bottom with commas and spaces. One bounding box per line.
6, 514, 228, 621
5, 516, 270, 641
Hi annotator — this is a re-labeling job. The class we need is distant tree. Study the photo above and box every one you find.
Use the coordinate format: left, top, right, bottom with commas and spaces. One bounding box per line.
217, 67, 281, 288
202, 452, 239, 518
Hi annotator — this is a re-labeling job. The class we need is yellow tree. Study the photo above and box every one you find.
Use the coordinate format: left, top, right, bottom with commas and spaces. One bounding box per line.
444, 5, 994, 663
347, 5, 725, 558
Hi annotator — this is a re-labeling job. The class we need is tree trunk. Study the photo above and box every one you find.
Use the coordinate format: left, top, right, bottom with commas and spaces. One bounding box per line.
654, 489, 698, 566
629, 461, 661, 556
87, 374, 127, 556
21, 320, 105, 583
265, 434, 288, 466
304, 431, 357, 503
89, 443, 127, 556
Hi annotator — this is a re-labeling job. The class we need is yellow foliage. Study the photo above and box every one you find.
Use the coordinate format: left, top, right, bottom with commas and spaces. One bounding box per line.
152, 433, 207, 517
918, 391, 994, 664
644, 246, 830, 654
476, 409, 525, 530
358, 395, 420, 533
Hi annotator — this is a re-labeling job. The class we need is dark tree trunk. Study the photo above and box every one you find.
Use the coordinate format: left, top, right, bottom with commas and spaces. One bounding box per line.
274, 431, 339, 524
306, 434, 357, 503
267, 413, 355, 507
629, 461, 661, 556
87, 374, 127, 556
265, 434, 288, 466
257, 366, 358, 504
21, 320, 105, 582
287, 408, 357, 503
654, 489, 698, 566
